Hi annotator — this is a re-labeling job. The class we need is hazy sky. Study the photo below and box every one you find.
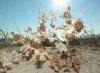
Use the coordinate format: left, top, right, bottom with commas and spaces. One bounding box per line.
0, 0, 100, 34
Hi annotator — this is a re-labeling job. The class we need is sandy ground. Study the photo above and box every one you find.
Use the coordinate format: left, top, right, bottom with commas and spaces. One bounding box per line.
0, 47, 100, 73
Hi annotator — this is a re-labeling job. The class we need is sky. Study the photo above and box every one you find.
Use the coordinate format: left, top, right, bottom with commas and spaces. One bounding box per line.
0, 0, 100, 34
